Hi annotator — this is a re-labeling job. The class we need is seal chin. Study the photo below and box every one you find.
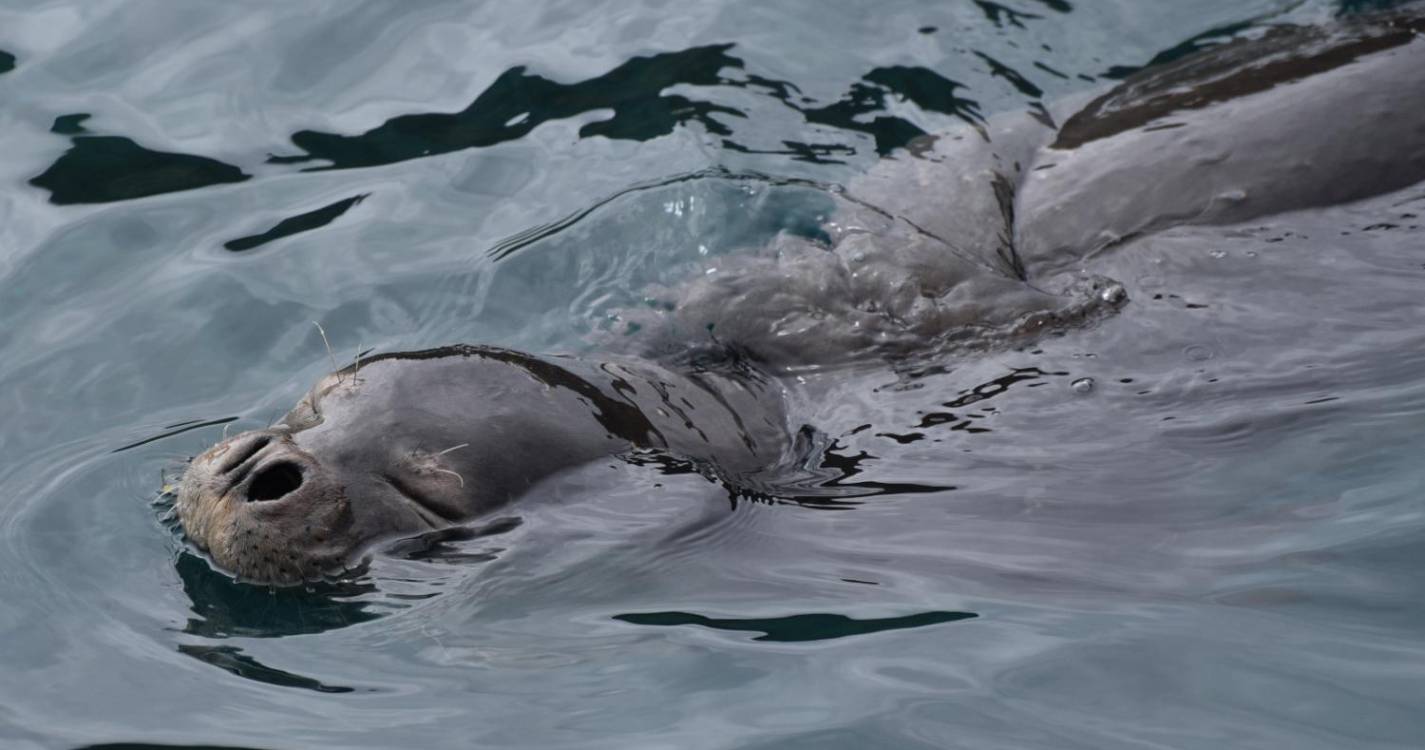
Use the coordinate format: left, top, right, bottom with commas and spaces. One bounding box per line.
176, 429, 360, 585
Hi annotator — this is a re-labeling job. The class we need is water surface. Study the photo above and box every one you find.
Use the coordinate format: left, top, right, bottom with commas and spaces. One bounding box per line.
1, 1, 1423, 748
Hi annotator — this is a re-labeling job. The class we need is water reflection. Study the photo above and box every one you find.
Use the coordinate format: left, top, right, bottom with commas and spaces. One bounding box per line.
75, 745, 272, 750
51, 113, 92, 135
265, 40, 994, 172
973, 1, 1047, 29
30, 131, 249, 205
224, 194, 369, 252
269, 44, 746, 170
174, 552, 381, 638
790, 66, 984, 157
176, 644, 361, 694
613, 610, 978, 642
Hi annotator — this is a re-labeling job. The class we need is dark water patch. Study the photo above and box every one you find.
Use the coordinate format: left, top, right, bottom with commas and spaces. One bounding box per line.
381, 515, 522, 562
863, 67, 984, 126
940, 367, 1065, 407
910, 368, 1067, 430
270, 44, 745, 170
1338, 0, 1420, 14
623, 421, 954, 510
876, 431, 926, 444
803, 435, 957, 496
76, 745, 273, 750
224, 194, 368, 252
1033, 60, 1072, 80
792, 66, 983, 157
270, 45, 988, 171
177, 644, 360, 694
175, 553, 382, 638
974, 1, 1042, 29
1100, 19, 1257, 79
0, 50, 14, 74
30, 136, 249, 205
112, 417, 237, 454
733, 139, 857, 164
974, 51, 1044, 98
613, 610, 978, 642
888, 365, 1063, 424
717, 136, 855, 164
51, 113, 91, 134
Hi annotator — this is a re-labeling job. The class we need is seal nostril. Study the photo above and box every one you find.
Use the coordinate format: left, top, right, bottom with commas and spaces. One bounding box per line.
247, 462, 304, 502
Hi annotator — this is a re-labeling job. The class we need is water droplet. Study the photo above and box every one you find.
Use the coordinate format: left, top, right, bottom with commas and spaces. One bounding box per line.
1209, 249, 1227, 259
1071, 377, 1095, 394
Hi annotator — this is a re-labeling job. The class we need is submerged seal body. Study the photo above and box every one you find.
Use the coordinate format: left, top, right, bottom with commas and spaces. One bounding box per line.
176, 11, 1425, 583
176, 346, 787, 583
643, 11, 1425, 365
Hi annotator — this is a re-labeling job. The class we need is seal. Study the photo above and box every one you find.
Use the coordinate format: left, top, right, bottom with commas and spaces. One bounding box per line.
637, 10, 1425, 365
175, 10, 1425, 583
176, 345, 788, 583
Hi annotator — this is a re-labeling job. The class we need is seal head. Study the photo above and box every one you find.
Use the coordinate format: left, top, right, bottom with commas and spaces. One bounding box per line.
175, 345, 788, 583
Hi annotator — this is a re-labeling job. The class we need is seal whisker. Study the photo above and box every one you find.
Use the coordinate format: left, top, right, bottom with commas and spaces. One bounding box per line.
312, 320, 342, 385
435, 443, 469, 456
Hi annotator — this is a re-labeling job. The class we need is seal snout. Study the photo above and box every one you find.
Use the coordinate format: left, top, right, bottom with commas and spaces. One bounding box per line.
175, 427, 354, 583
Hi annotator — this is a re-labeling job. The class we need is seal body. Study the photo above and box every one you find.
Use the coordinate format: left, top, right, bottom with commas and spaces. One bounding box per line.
176, 345, 788, 583
175, 11, 1425, 584
638, 11, 1425, 367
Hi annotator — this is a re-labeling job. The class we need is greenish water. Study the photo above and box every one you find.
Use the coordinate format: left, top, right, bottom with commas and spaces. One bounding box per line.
2, 1, 1424, 748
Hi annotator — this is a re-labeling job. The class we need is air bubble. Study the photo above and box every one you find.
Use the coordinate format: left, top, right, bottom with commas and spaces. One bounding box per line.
1185, 345, 1214, 361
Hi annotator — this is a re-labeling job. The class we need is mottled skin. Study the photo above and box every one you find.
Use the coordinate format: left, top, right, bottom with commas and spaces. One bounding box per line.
177, 346, 787, 583
177, 11, 1425, 584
